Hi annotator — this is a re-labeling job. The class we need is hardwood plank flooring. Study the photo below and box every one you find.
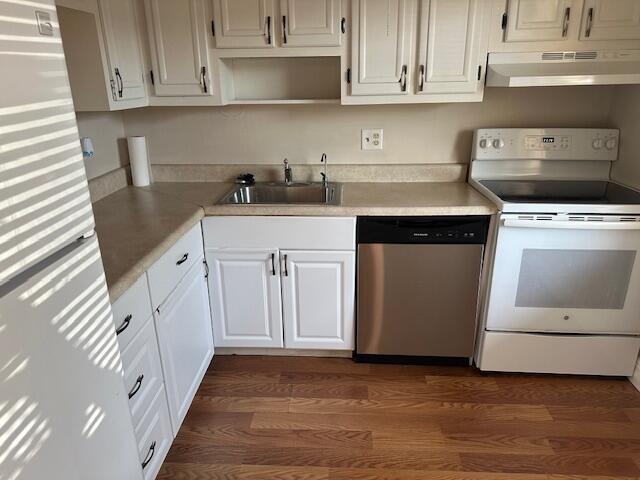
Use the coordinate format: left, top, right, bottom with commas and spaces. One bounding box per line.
157, 356, 640, 480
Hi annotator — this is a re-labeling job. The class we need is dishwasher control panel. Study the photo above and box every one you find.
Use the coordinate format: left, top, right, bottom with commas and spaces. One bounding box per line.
357, 217, 489, 245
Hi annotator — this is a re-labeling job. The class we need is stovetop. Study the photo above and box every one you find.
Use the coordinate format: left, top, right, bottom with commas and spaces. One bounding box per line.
479, 180, 640, 205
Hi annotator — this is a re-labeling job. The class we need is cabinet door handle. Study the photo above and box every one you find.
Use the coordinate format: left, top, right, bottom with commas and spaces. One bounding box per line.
200, 66, 208, 93
341, 17, 346, 34
128, 374, 144, 399
141, 441, 156, 469
270, 253, 276, 275
418, 65, 425, 92
562, 7, 570, 37
585, 7, 593, 37
265, 16, 272, 44
399, 65, 407, 92
176, 253, 189, 266
282, 16, 287, 44
115, 314, 132, 335
283, 254, 288, 277
114, 68, 123, 98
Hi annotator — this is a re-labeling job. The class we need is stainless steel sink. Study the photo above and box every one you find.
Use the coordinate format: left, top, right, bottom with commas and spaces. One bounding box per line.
219, 182, 342, 206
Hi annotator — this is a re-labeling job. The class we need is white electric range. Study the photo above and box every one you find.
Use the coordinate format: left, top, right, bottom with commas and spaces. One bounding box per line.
470, 128, 640, 376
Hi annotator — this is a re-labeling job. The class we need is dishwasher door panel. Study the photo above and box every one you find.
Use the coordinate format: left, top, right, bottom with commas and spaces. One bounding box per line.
357, 243, 484, 357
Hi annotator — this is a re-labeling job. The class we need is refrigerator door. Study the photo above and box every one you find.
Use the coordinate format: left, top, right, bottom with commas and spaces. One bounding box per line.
0, 236, 142, 480
0, 0, 95, 285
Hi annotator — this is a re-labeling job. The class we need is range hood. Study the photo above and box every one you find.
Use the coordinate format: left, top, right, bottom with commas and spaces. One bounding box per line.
487, 50, 640, 87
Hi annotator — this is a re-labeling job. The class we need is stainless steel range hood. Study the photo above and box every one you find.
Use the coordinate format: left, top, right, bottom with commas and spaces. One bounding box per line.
486, 50, 640, 87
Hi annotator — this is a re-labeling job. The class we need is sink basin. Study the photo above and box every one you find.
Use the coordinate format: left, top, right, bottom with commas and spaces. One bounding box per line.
220, 182, 342, 206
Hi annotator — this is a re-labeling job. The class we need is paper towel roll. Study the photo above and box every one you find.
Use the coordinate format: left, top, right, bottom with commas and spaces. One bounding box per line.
128, 136, 151, 187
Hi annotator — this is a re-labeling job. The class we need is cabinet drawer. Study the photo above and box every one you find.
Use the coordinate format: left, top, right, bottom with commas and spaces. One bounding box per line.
147, 222, 204, 308
135, 387, 173, 480
111, 274, 152, 351
121, 316, 165, 429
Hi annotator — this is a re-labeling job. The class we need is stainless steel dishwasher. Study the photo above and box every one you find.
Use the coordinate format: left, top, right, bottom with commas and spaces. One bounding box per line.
356, 216, 489, 362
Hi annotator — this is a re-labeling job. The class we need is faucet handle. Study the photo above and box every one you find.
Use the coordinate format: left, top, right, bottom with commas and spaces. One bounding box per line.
284, 158, 289, 167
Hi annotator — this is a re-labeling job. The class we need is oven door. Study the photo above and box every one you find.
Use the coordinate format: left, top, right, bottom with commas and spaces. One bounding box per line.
486, 214, 640, 335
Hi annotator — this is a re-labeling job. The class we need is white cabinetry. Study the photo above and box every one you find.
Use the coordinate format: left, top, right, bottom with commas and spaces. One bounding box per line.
504, 0, 573, 42
281, 250, 355, 349
57, 0, 148, 111
154, 260, 214, 432
207, 249, 284, 348
280, 0, 342, 47
145, 0, 214, 96
350, 0, 414, 96
580, 0, 640, 41
203, 217, 356, 351
347, 0, 490, 103
213, 0, 276, 48
417, 0, 488, 96
492, 0, 640, 52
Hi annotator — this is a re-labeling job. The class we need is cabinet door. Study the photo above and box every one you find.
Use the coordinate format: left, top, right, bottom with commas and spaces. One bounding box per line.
213, 0, 276, 48
281, 251, 355, 350
280, 0, 342, 47
207, 249, 284, 348
99, 0, 146, 101
350, 0, 415, 96
145, 0, 213, 96
155, 260, 214, 433
417, 0, 488, 95
580, 0, 640, 40
504, 0, 573, 42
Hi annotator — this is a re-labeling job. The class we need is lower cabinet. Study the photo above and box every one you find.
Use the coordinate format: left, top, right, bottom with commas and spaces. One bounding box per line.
281, 250, 355, 350
135, 387, 173, 480
207, 249, 284, 348
154, 258, 214, 433
206, 247, 355, 351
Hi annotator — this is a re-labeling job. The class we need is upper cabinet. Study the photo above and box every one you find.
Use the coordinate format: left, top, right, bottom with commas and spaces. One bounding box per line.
579, 0, 640, 41
417, 0, 489, 95
349, 0, 415, 96
212, 0, 276, 48
347, 0, 490, 103
145, 0, 214, 97
492, 0, 640, 52
503, 0, 573, 42
280, 0, 342, 47
212, 0, 342, 49
57, 0, 148, 111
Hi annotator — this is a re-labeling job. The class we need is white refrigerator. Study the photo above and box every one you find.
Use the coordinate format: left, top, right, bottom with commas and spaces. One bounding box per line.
0, 1, 143, 479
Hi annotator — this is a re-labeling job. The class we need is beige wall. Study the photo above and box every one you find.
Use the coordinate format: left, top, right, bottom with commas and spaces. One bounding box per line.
76, 111, 128, 180
122, 86, 615, 167
610, 85, 640, 190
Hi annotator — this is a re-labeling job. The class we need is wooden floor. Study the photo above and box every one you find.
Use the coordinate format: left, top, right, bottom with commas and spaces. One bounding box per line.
158, 356, 640, 480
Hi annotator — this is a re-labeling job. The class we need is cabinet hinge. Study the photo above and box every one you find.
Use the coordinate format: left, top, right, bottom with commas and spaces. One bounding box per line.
149, 70, 154, 86
501, 13, 508, 30
346, 68, 351, 84
211, 19, 215, 36
477, 65, 482, 81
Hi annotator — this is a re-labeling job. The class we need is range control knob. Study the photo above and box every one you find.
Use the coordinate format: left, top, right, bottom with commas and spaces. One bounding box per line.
492, 138, 505, 149
605, 138, 617, 150
592, 138, 604, 150
479, 138, 489, 149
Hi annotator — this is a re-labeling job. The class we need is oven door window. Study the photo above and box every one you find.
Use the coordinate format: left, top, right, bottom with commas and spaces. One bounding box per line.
515, 249, 635, 309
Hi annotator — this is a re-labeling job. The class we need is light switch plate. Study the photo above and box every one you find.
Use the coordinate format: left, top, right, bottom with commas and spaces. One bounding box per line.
35, 11, 54, 36
361, 128, 383, 150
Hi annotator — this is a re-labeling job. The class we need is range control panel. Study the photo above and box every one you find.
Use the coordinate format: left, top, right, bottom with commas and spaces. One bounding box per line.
473, 128, 619, 161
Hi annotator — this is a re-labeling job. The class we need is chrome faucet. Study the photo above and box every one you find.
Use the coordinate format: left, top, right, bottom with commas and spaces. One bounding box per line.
320, 153, 328, 186
283, 158, 293, 185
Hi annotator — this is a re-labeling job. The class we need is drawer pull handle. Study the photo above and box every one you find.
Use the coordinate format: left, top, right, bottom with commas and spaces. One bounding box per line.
283, 254, 288, 277
115, 314, 132, 335
176, 253, 189, 266
270, 253, 276, 276
141, 441, 156, 469
128, 374, 144, 399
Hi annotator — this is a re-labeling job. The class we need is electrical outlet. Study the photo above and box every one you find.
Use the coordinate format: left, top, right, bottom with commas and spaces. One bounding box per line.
361, 128, 383, 150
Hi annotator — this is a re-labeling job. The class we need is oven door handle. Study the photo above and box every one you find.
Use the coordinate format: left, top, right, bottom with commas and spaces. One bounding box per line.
503, 219, 640, 230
